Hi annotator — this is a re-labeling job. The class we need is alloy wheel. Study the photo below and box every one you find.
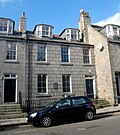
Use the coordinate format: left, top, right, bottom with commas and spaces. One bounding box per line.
41, 116, 52, 127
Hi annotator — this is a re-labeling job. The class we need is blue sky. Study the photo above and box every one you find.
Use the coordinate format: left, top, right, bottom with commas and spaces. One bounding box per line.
0, 0, 120, 34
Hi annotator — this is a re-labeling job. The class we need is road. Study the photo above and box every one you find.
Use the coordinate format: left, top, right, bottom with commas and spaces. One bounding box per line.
1, 112, 120, 135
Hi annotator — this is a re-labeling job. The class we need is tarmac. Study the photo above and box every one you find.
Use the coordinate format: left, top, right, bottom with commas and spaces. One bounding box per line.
0, 104, 120, 127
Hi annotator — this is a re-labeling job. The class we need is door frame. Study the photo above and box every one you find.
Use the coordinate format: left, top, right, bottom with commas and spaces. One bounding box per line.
3, 74, 17, 103
85, 75, 96, 98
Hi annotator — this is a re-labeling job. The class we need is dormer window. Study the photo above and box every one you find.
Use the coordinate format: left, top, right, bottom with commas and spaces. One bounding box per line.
0, 18, 14, 34
60, 28, 79, 41
42, 26, 49, 36
34, 24, 53, 38
66, 29, 79, 41
113, 26, 118, 35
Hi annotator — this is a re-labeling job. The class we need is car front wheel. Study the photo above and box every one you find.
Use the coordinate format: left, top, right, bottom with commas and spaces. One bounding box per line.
40, 116, 52, 127
85, 111, 94, 120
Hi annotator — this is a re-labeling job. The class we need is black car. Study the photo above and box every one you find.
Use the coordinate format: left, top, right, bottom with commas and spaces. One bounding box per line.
27, 96, 96, 127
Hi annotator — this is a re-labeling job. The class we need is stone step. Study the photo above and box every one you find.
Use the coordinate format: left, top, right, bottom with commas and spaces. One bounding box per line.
0, 103, 26, 119
0, 108, 22, 113
0, 111, 23, 115
0, 113, 26, 119
93, 99, 111, 109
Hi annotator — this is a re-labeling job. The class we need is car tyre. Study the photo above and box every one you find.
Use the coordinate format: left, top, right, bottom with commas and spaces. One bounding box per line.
40, 116, 52, 127
85, 111, 94, 120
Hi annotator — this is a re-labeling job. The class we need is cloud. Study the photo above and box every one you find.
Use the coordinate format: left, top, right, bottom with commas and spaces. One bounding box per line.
0, 0, 13, 3
0, 0, 13, 6
94, 12, 120, 26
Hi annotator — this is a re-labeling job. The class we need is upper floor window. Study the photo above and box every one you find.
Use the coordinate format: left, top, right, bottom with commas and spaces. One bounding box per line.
61, 46, 69, 62
37, 44, 47, 61
42, 26, 49, 36
0, 18, 14, 34
66, 28, 79, 41
83, 48, 91, 64
37, 74, 47, 94
34, 24, 53, 38
113, 27, 118, 35
6, 42, 17, 61
62, 74, 71, 93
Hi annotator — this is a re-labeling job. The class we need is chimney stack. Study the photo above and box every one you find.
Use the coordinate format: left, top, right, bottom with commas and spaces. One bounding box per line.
78, 9, 91, 43
18, 12, 26, 33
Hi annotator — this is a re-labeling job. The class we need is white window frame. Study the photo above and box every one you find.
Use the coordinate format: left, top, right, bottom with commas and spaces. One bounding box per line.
85, 75, 96, 98
3, 74, 17, 103
6, 42, 17, 61
37, 44, 47, 62
83, 48, 91, 64
61, 46, 70, 63
37, 74, 48, 94
113, 26, 118, 35
0, 19, 13, 34
36, 25, 52, 38
66, 29, 78, 41
62, 74, 72, 93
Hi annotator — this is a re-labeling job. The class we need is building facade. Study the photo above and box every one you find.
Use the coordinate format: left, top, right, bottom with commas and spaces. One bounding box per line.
0, 12, 97, 104
79, 9, 120, 105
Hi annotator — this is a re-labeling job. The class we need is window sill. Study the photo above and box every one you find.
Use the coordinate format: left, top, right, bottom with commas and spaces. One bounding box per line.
36, 61, 50, 65
4, 60, 19, 64
82, 64, 95, 66
60, 63, 73, 66
36, 93, 51, 97
63, 92, 73, 97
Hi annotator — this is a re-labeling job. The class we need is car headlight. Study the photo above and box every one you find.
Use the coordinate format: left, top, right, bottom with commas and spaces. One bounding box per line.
30, 112, 37, 118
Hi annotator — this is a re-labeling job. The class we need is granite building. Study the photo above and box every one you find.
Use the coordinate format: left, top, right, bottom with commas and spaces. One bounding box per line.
0, 12, 96, 104
79, 9, 120, 105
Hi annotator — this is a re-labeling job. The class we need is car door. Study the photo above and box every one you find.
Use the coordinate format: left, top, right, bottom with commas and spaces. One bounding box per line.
51, 98, 72, 121
71, 97, 87, 118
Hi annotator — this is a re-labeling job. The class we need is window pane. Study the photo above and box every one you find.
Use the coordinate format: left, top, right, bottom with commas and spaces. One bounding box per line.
0, 19, 13, 34
6, 42, 16, 60
83, 48, 90, 64
38, 74, 47, 93
37, 44, 46, 61
42, 26, 49, 36
61, 46, 69, 62
62, 75, 71, 92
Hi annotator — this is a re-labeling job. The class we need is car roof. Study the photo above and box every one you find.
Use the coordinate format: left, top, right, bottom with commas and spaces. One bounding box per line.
63, 95, 90, 99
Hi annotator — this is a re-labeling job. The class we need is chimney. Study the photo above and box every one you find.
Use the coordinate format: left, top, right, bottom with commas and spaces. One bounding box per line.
78, 9, 91, 43
18, 12, 26, 33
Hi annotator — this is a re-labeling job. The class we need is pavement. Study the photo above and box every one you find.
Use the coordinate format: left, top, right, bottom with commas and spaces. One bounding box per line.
0, 104, 120, 127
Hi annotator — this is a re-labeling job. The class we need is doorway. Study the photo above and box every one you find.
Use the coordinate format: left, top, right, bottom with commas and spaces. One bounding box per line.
3, 74, 17, 103
85, 75, 95, 98
115, 72, 120, 103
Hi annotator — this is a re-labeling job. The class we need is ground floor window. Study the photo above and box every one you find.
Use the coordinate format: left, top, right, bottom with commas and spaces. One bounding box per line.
37, 74, 47, 94
62, 74, 71, 93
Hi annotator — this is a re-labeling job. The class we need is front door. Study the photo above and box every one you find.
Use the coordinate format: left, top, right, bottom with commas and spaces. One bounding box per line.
4, 79, 16, 103
85, 79, 94, 98
115, 72, 120, 103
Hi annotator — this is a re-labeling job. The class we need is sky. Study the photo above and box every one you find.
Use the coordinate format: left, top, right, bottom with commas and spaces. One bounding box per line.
0, 0, 120, 34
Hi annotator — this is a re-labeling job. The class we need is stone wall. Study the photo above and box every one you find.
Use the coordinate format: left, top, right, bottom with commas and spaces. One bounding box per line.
0, 37, 26, 103
26, 40, 96, 99
87, 25, 115, 104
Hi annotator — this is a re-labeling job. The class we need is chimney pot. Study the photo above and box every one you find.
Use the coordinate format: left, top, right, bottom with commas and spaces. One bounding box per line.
22, 12, 25, 17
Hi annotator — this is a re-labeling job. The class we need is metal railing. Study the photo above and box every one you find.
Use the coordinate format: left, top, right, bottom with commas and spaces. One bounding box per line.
21, 97, 60, 113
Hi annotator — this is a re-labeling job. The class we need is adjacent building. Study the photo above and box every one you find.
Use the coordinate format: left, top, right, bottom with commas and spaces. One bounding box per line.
79, 9, 120, 105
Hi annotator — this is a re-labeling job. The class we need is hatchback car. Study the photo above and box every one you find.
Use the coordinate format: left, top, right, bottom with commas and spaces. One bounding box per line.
27, 96, 96, 127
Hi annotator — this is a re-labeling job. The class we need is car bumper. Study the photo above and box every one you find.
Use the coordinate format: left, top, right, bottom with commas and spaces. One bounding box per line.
27, 116, 40, 125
